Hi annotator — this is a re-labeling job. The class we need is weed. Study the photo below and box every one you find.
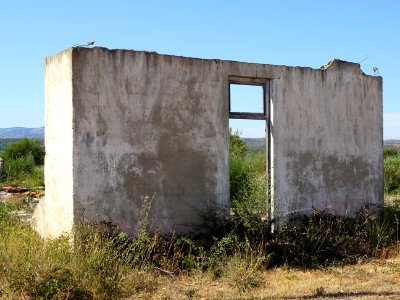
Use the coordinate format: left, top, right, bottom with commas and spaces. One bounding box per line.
225, 250, 266, 293
313, 286, 326, 297
185, 288, 196, 299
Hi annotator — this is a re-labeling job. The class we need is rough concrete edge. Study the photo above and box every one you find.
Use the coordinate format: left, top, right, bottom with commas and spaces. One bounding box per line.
319, 59, 382, 79
62, 46, 370, 77
32, 48, 74, 240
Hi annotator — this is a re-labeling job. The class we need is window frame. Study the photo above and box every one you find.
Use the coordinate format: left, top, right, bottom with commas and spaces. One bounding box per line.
228, 76, 269, 120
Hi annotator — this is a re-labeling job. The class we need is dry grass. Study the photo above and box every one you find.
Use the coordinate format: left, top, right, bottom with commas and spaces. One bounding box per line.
385, 194, 400, 206
130, 257, 400, 299
1, 193, 400, 299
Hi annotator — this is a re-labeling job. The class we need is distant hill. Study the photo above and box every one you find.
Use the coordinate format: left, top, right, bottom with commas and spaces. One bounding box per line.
244, 138, 266, 153
244, 138, 400, 150
0, 127, 44, 138
384, 139, 400, 145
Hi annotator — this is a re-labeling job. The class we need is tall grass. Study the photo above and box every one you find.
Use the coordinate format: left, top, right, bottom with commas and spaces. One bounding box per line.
0, 206, 159, 298
2, 199, 400, 298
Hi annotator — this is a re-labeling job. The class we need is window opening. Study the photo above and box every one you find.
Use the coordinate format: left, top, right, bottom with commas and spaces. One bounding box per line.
230, 84, 264, 114
228, 77, 271, 220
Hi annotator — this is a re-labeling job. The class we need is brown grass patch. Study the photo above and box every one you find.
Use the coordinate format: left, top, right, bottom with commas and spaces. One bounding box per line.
128, 257, 400, 299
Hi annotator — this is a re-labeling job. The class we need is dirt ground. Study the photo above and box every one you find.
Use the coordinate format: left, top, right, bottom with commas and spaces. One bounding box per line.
130, 257, 400, 300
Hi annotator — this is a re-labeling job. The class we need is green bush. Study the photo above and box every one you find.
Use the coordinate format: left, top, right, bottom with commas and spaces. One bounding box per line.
0, 139, 44, 187
3, 153, 35, 179
228, 129, 269, 239
0, 138, 22, 153
384, 151, 400, 195
229, 129, 247, 156
2, 138, 44, 165
384, 147, 399, 158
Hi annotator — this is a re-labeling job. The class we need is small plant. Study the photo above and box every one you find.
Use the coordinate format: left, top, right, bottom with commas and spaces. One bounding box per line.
32, 268, 92, 299
224, 248, 266, 293
185, 288, 196, 299
313, 286, 326, 297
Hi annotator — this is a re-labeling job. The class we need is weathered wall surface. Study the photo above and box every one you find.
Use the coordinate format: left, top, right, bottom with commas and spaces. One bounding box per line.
33, 48, 74, 238
35, 47, 383, 238
271, 61, 383, 218
71, 48, 230, 234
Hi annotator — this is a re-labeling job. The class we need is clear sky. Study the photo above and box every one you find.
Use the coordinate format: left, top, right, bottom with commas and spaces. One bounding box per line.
0, 1, 399, 139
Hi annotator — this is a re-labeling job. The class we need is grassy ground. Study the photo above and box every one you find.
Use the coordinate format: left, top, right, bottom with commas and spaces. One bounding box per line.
1, 138, 400, 299
130, 257, 400, 299
1, 200, 400, 299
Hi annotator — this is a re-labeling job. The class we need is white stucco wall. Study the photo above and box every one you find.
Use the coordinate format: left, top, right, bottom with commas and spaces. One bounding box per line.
70, 48, 230, 234
33, 48, 74, 238
35, 47, 383, 238
271, 61, 383, 218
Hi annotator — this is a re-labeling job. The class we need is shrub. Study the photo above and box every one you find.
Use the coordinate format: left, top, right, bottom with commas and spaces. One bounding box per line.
3, 153, 35, 179
229, 128, 247, 156
384, 155, 400, 195
0, 139, 44, 187
2, 138, 44, 165
384, 147, 399, 158
229, 129, 269, 239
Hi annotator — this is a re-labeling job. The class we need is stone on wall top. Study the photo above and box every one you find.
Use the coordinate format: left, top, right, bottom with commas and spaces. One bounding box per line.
320, 59, 365, 75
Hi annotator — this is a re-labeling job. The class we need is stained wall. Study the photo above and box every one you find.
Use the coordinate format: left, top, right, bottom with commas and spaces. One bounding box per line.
34, 48, 383, 237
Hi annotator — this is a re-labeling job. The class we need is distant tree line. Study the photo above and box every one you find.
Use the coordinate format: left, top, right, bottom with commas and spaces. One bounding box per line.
0, 138, 43, 153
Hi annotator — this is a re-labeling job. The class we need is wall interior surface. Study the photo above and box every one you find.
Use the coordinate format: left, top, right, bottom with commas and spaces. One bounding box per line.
35, 47, 383, 238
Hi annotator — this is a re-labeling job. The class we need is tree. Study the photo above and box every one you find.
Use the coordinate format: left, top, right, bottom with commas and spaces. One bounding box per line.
229, 128, 247, 156
2, 138, 45, 165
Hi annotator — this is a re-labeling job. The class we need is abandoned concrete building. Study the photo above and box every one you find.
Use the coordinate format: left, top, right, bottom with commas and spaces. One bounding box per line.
33, 47, 383, 238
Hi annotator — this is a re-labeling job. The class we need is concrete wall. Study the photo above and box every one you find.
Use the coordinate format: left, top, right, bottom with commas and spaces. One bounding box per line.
35, 47, 383, 238
271, 61, 383, 218
71, 49, 230, 234
34, 49, 74, 238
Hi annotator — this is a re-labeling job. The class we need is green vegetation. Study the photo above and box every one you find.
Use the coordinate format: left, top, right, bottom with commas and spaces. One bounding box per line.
1, 134, 400, 298
0, 138, 22, 153
1, 195, 400, 297
229, 129, 268, 234
384, 147, 400, 195
0, 138, 45, 188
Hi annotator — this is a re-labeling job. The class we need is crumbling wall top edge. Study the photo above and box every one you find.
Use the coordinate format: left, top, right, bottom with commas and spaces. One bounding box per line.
320, 59, 378, 78
53, 47, 375, 77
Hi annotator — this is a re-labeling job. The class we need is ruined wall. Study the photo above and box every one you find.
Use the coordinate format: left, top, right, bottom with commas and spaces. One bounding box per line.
271, 61, 383, 218
35, 47, 383, 238
71, 48, 230, 234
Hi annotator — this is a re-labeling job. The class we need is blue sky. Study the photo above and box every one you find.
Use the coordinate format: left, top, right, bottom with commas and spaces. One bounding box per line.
0, 1, 399, 139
